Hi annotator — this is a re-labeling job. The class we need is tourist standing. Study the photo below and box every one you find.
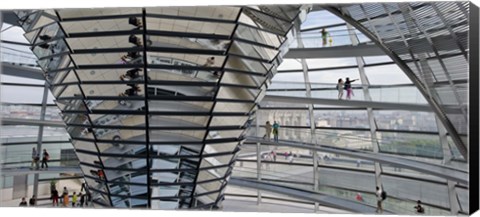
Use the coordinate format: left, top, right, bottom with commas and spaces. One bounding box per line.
272, 121, 280, 142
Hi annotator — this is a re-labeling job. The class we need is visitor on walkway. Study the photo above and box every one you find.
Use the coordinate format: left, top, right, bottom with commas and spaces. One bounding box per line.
86, 192, 91, 206
63, 192, 69, 207
375, 186, 383, 213
321, 28, 330, 47
271, 151, 276, 162
120, 68, 141, 81
119, 85, 141, 97
50, 180, 56, 194
41, 149, 49, 169
272, 121, 280, 142
31, 147, 38, 169
29, 195, 36, 206
344, 77, 358, 100
287, 153, 294, 163
284, 151, 288, 160
19, 197, 27, 206
79, 192, 85, 207
72, 192, 78, 207
356, 159, 361, 168
356, 193, 364, 202
52, 189, 59, 206
203, 57, 219, 77
62, 187, 69, 207
414, 200, 425, 214
337, 78, 344, 100
98, 169, 105, 180
80, 182, 87, 193
128, 16, 143, 29
263, 121, 272, 140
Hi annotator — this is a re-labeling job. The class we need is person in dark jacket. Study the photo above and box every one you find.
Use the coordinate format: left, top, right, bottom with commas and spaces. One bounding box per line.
19, 197, 27, 207
29, 195, 36, 206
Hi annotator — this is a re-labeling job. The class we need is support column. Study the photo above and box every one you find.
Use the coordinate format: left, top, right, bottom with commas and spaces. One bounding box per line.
295, 26, 319, 212
345, 21, 384, 190
255, 112, 262, 205
435, 117, 461, 214
33, 81, 50, 205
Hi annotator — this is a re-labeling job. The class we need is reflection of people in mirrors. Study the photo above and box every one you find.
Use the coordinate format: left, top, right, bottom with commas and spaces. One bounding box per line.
119, 85, 141, 97
203, 57, 221, 78
203, 56, 215, 67
414, 200, 425, 214
128, 34, 142, 46
120, 51, 141, 64
128, 16, 143, 29
120, 68, 142, 81
39, 34, 52, 41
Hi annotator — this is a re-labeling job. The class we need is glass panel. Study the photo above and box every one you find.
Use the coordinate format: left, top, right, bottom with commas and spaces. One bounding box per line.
271, 72, 305, 83
216, 86, 258, 101
147, 35, 229, 52
1, 86, 46, 104
306, 57, 357, 69
71, 52, 143, 66
76, 68, 144, 82
55, 100, 86, 113
147, 84, 215, 97
146, 17, 235, 35
229, 41, 277, 61
207, 129, 244, 139
61, 17, 142, 33
94, 129, 146, 142
149, 115, 209, 127
85, 99, 145, 112
57, 84, 82, 98
147, 6, 240, 21
66, 34, 143, 50
91, 114, 145, 127
377, 132, 442, 158
364, 64, 412, 85
225, 56, 271, 74
213, 102, 254, 113
148, 100, 213, 112
149, 130, 206, 142
373, 110, 438, 132
80, 84, 145, 97
313, 110, 370, 129
95, 142, 145, 156
0, 104, 42, 120
221, 71, 266, 87
204, 142, 238, 154
75, 151, 100, 167
58, 8, 142, 19
235, 24, 282, 48
209, 115, 249, 127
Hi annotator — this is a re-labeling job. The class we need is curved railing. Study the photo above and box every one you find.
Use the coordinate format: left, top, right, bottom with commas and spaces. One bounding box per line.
267, 81, 429, 105
231, 166, 455, 215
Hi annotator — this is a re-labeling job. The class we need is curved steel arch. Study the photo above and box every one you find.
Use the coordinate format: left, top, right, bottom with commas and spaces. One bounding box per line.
323, 4, 468, 160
